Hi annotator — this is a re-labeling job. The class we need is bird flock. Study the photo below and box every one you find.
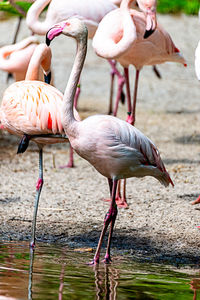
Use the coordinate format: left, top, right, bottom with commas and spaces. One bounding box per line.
0, 0, 199, 264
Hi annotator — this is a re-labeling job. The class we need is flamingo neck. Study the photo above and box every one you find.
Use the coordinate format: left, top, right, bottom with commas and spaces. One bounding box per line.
93, 0, 136, 59
26, 0, 51, 35
62, 36, 87, 137
25, 44, 51, 81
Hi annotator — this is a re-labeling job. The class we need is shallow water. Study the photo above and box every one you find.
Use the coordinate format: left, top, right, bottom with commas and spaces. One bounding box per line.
0, 241, 199, 300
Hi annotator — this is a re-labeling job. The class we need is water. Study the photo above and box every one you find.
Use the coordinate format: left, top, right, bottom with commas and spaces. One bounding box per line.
0, 241, 199, 300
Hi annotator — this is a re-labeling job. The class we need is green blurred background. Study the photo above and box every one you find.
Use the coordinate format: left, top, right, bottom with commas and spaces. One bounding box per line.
0, 0, 199, 17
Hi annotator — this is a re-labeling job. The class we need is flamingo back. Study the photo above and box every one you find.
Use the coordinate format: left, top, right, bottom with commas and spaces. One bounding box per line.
1, 81, 65, 137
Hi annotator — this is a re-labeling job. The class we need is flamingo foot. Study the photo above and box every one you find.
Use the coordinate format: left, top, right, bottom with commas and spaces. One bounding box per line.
88, 257, 99, 265
126, 113, 135, 126
103, 254, 112, 264
191, 195, 200, 205
59, 162, 75, 169
101, 197, 128, 208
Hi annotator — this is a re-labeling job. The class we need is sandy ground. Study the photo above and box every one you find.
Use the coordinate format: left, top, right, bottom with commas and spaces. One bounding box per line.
0, 13, 200, 265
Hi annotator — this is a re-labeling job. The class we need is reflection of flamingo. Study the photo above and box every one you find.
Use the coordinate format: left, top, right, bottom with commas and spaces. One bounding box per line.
0, 36, 44, 82
93, 0, 186, 125
94, 264, 119, 299
0, 43, 79, 247
46, 17, 174, 264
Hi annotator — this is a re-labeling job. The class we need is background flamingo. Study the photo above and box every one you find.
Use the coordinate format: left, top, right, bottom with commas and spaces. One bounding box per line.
93, 0, 186, 126
92, 0, 186, 207
0, 36, 44, 82
46, 17, 174, 264
191, 12, 200, 205
0, 43, 79, 247
26, 0, 157, 115
195, 40, 200, 80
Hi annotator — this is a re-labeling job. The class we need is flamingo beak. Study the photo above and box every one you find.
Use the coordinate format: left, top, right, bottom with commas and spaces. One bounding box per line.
143, 10, 157, 39
46, 22, 67, 45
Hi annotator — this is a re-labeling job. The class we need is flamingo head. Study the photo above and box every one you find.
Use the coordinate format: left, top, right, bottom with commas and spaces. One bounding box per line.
137, 0, 157, 38
46, 18, 88, 45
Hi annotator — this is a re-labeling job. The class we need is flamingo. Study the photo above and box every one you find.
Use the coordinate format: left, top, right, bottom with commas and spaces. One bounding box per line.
92, 0, 186, 126
92, 0, 186, 207
46, 18, 174, 264
195, 41, 200, 81
26, 0, 157, 115
0, 43, 79, 247
0, 36, 45, 82
191, 16, 200, 205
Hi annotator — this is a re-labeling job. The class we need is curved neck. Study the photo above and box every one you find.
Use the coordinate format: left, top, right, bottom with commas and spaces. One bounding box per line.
25, 44, 51, 81
0, 36, 38, 72
93, 0, 136, 59
62, 35, 87, 136
26, 0, 51, 35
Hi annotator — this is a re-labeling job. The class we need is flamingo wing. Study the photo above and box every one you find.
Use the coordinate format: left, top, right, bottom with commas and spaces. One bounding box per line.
1, 81, 64, 136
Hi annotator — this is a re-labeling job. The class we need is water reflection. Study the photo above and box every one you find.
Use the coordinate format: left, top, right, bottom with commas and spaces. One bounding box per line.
0, 241, 199, 299
94, 264, 119, 300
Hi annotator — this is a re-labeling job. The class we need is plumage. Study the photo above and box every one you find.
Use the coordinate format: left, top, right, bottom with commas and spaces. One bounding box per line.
195, 40, 200, 81
93, 0, 186, 124
0, 36, 43, 82
47, 17, 173, 264
0, 43, 76, 248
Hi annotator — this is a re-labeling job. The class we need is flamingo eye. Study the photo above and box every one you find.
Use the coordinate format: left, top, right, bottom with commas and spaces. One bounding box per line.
65, 22, 70, 26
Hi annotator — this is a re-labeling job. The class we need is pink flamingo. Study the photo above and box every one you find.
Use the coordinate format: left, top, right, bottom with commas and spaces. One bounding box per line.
195, 41, 200, 81
0, 43, 79, 247
46, 18, 174, 264
191, 17, 200, 205
92, 0, 186, 207
26, 0, 157, 115
93, 0, 186, 125
0, 36, 44, 82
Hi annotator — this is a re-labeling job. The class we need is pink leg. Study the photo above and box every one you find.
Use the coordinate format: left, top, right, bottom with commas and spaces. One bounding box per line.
108, 60, 125, 117
90, 179, 118, 265
108, 60, 116, 115
30, 148, 44, 248
127, 69, 140, 126
115, 179, 128, 208
102, 180, 128, 209
60, 145, 75, 169
124, 68, 132, 119
191, 195, 200, 205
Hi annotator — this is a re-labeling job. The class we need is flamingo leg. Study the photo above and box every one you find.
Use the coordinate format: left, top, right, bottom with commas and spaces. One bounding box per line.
102, 179, 128, 208
191, 195, 200, 205
108, 59, 116, 115
30, 147, 44, 248
60, 145, 74, 169
116, 179, 128, 208
124, 67, 132, 117
91, 179, 118, 265
108, 60, 125, 117
126, 69, 140, 126
152, 65, 162, 79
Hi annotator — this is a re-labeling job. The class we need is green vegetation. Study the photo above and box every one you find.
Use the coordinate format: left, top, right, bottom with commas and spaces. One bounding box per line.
0, 1, 32, 16
157, 0, 199, 15
0, 0, 199, 16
